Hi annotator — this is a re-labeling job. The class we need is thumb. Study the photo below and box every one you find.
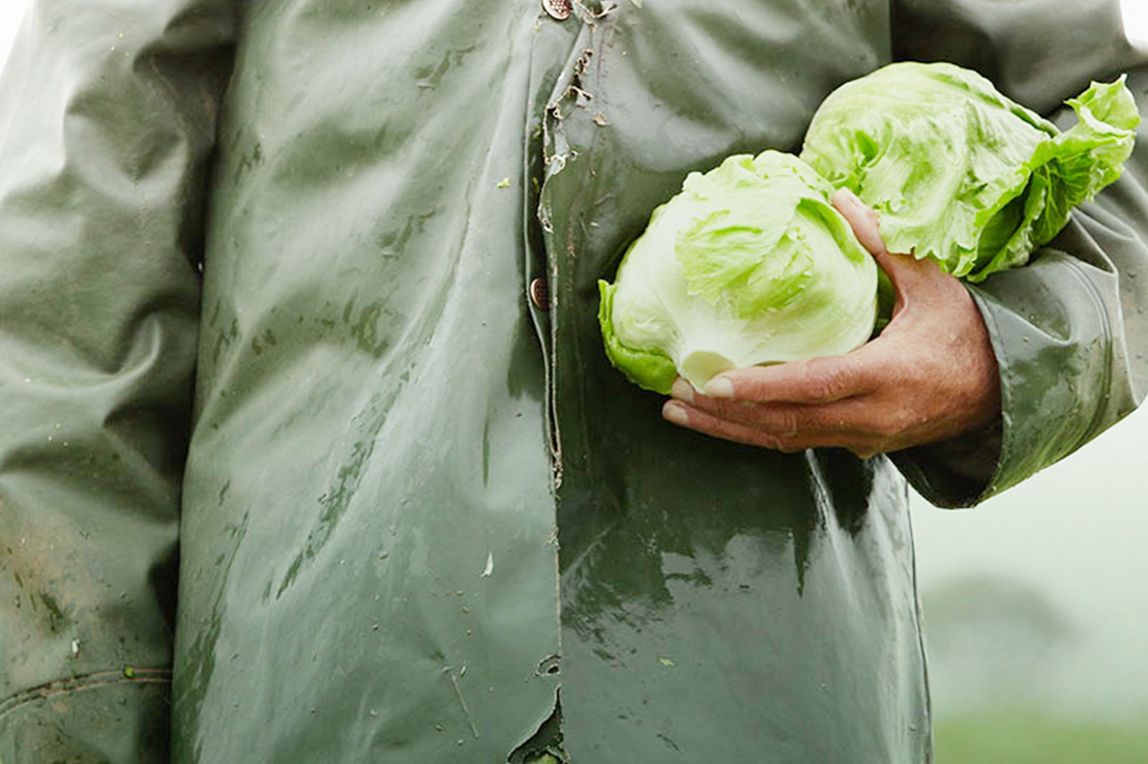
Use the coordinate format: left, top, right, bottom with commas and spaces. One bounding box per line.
830, 187, 929, 296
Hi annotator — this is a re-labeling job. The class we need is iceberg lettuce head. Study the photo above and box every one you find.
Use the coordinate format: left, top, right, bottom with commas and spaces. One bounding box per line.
598, 151, 878, 394
800, 62, 1140, 281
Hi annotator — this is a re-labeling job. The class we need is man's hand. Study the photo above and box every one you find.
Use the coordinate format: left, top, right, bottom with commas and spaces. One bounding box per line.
661, 189, 1001, 458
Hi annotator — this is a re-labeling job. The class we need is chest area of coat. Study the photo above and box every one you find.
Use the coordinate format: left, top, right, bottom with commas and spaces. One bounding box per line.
232, 0, 889, 116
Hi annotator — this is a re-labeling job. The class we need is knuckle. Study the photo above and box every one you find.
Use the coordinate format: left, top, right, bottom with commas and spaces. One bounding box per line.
693, 395, 720, 415
808, 366, 850, 402
772, 408, 801, 437
713, 399, 751, 423
876, 407, 915, 438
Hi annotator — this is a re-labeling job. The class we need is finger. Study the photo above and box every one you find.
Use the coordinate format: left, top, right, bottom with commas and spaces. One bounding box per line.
831, 187, 934, 298
703, 354, 877, 403
662, 400, 788, 450
671, 379, 872, 436
662, 399, 875, 453
831, 188, 886, 256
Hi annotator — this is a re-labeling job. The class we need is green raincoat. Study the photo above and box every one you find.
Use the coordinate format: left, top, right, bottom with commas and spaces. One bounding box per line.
0, 0, 1145, 761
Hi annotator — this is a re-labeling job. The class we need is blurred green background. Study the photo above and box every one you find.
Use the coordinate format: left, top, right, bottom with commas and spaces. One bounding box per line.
912, 403, 1148, 762
1, 3, 1146, 761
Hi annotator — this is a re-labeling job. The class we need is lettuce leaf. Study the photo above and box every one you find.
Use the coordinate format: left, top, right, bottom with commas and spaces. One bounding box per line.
800, 63, 1139, 281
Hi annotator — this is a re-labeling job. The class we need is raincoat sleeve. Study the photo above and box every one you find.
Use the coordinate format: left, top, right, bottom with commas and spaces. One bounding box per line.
0, 1, 235, 760
888, 0, 1148, 507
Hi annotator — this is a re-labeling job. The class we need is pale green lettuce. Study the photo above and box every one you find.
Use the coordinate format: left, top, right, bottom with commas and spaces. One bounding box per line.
801, 62, 1139, 281
598, 151, 878, 394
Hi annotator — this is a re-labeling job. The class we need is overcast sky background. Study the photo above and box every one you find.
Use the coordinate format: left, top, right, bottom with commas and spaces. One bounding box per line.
0, 5, 19, 69
0, 0, 1146, 729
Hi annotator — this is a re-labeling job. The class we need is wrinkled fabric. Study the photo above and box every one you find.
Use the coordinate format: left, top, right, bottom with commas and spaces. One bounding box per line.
0, 0, 1144, 762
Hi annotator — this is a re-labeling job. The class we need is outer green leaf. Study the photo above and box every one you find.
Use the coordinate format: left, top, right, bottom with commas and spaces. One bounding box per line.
598, 279, 678, 394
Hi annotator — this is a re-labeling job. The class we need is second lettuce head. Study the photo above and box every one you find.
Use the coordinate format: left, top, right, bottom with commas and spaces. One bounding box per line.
599, 62, 1139, 394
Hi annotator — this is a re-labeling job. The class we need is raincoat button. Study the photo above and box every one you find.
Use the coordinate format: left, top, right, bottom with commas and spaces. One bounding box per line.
543, 0, 572, 21
529, 277, 550, 311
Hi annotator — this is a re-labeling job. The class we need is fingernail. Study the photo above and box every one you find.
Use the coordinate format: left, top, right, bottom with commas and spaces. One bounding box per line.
670, 378, 694, 403
662, 400, 689, 426
705, 377, 734, 399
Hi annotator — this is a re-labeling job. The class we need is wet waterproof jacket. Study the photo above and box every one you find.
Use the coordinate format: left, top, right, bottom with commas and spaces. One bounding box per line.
1, 0, 1145, 761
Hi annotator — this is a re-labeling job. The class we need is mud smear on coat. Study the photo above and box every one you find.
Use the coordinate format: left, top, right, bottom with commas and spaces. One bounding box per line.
0, 495, 120, 651
374, 208, 437, 261
232, 141, 264, 188
173, 511, 249, 763
340, 296, 393, 358
1, 532, 73, 634
414, 43, 479, 91
273, 398, 384, 599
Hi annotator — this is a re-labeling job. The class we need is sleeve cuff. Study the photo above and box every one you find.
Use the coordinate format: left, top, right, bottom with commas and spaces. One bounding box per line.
893, 250, 1116, 508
